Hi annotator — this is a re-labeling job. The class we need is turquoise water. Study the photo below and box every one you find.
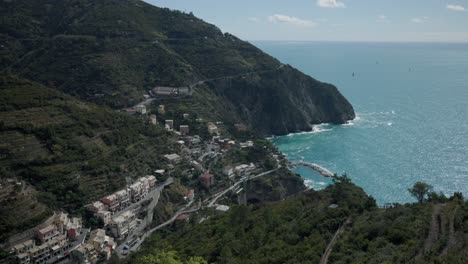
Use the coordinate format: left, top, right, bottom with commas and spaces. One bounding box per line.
256, 42, 468, 204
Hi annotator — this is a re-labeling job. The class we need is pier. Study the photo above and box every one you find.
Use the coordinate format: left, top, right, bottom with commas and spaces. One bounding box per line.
291, 162, 335, 178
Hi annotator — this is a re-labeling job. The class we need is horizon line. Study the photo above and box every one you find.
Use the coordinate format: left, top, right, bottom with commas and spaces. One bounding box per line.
246, 39, 468, 44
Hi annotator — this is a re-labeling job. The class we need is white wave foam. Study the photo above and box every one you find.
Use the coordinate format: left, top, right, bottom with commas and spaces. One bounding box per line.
343, 113, 362, 126
303, 179, 315, 187
387, 122, 393, 126
286, 124, 332, 136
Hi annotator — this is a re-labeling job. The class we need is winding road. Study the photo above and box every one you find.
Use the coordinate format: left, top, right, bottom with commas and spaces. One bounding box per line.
116, 166, 280, 259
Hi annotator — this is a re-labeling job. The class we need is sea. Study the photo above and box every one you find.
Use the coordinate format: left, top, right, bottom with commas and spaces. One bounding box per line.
254, 41, 468, 205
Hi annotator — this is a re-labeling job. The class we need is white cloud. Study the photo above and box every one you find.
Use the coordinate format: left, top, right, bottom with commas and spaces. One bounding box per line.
411, 17, 429, 23
268, 14, 316, 27
447, 5, 465, 11
248, 17, 260, 22
317, 0, 345, 8
377, 14, 390, 23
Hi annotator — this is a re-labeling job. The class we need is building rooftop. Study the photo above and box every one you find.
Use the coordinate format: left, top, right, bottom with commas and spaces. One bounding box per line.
216, 205, 230, 212
103, 194, 118, 201
200, 172, 213, 179
115, 189, 127, 196
38, 224, 56, 234
164, 154, 181, 160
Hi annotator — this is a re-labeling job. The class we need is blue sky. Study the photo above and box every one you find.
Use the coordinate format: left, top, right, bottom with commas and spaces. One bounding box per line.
144, 0, 468, 42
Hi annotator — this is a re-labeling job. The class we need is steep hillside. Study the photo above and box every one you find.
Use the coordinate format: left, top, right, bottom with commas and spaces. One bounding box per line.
126, 177, 378, 264
0, 74, 174, 240
127, 180, 468, 264
1, 0, 355, 135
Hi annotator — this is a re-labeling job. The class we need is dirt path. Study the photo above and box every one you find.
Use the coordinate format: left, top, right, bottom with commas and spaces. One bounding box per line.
441, 206, 459, 256
320, 217, 351, 264
423, 203, 446, 253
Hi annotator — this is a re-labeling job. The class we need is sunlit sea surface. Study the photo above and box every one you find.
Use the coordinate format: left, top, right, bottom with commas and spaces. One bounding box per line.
256, 41, 468, 204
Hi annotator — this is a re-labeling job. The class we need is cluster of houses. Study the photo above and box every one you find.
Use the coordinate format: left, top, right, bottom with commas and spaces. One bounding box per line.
71, 229, 115, 264
87, 176, 157, 238
164, 119, 190, 136
223, 163, 257, 179
11, 212, 85, 264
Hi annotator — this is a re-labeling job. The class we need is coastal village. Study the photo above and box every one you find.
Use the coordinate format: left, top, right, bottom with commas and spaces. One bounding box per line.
3, 93, 286, 264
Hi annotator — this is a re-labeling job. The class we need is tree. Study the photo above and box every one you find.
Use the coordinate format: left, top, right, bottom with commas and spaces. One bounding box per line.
136, 250, 207, 264
408, 182, 433, 203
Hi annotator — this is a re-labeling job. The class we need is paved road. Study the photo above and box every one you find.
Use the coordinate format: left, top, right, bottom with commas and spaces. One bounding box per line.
120, 98, 156, 111
116, 167, 280, 259
122, 64, 285, 109
131, 204, 199, 250
207, 168, 279, 207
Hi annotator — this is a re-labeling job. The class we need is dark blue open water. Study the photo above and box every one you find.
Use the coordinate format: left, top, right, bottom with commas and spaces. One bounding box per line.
256, 42, 468, 204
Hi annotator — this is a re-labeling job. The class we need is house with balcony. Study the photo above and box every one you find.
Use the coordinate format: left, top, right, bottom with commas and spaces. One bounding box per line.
36, 225, 59, 244
115, 189, 130, 208
145, 175, 157, 188
139, 177, 150, 197
96, 210, 112, 226
101, 194, 120, 212
129, 181, 143, 202
109, 211, 137, 238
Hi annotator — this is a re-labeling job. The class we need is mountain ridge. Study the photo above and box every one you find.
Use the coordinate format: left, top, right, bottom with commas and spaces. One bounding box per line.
1, 0, 355, 136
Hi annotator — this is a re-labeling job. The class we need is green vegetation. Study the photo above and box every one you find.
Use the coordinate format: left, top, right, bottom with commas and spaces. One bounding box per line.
126, 177, 376, 264
1, 0, 354, 135
333, 197, 468, 263
132, 250, 207, 264
127, 180, 468, 264
0, 75, 172, 241
409, 181, 433, 204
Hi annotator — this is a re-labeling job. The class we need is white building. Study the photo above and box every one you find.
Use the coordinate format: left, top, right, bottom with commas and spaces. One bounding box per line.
135, 105, 147, 114
180, 125, 189, 136
234, 163, 256, 177
223, 166, 234, 179
115, 189, 130, 208
88, 229, 115, 261
207, 123, 218, 135
129, 181, 143, 202
96, 210, 112, 226
149, 114, 157, 125
164, 153, 181, 164
88, 201, 107, 213
110, 211, 137, 238
165, 120, 174, 130
145, 175, 157, 188
139, 177, 150, 197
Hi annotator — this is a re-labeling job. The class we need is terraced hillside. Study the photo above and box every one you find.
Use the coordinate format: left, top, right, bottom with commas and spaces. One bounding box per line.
1, 0, 355, 135
0, 75, 173, 241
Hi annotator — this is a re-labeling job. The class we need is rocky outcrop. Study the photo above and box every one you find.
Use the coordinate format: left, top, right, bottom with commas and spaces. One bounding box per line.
206, 65, 355, 136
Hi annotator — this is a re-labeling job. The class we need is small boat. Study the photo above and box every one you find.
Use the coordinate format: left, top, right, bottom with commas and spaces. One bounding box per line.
352, 72, 355, 77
